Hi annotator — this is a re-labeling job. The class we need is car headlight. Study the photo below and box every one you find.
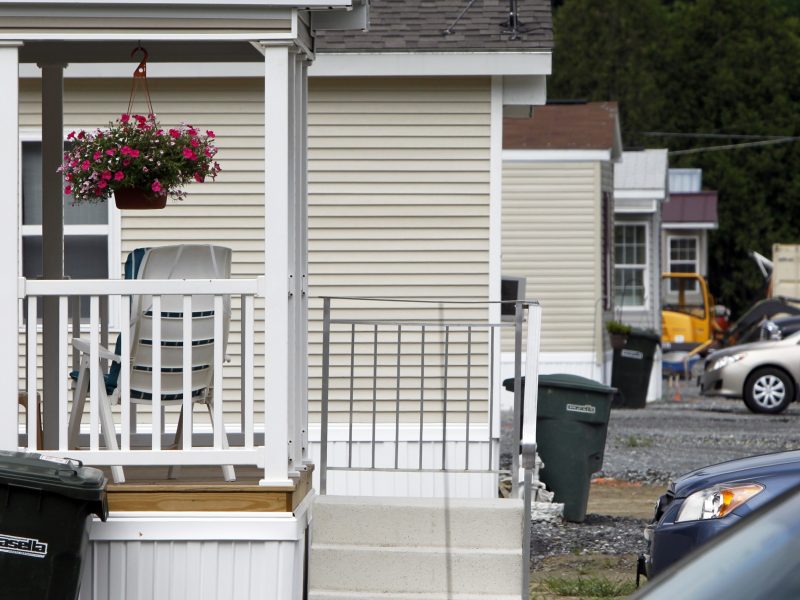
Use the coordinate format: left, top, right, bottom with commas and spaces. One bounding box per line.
709, 353, 746, 371
675, 483, 764, 522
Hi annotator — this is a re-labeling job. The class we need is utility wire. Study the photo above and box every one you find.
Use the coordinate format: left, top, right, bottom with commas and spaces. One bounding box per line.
668, 136, 800, 156
443, 0, 479, 35
642, 131, 794, 140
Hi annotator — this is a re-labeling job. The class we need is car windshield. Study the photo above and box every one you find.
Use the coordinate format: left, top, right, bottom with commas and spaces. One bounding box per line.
633, 485, 800, 599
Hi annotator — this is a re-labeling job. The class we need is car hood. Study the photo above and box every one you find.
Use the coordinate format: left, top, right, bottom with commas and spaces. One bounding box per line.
673, 450, 800, 498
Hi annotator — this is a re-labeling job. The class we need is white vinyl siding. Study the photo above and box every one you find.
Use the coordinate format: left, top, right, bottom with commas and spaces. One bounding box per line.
308, 77, 492, 425
502, 160, 603, 354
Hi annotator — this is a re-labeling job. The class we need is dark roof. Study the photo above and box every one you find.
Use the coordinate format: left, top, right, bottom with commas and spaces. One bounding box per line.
662, 192, 718, 225
504, 102, 622, 152
316, 0, 553, 53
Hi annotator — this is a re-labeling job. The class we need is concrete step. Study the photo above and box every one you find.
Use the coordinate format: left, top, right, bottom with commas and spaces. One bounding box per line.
309, 591, 521, 600
312, 495, 524, 550
309, 544, 522, 596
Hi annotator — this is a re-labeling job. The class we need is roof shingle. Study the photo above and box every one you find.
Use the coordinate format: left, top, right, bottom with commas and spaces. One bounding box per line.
504, 102, 621, 151
316, 0, 553, 53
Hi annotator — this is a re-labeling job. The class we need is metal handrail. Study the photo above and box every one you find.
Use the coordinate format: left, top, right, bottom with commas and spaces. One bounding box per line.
318, 296, 541, 599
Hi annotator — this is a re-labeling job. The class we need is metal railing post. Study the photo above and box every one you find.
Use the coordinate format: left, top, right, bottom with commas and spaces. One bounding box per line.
511, 300, 524, 497
320, 297, 331, 495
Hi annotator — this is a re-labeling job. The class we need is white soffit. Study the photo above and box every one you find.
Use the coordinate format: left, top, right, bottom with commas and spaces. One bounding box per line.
503, 149, 611, 162
503, 75, 546, 106
663, 222, 718, 230
614, 198, 658, 214
309, 51, 552, 77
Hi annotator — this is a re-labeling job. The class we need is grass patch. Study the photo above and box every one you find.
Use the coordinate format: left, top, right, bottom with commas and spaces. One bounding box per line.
622, 434, 654, 448
542, 574, 636, 598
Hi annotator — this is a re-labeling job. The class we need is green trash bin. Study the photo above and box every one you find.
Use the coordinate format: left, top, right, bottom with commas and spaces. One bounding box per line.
0, 451, 108, 600
611, 328, 661, 409
503, 374, 614, 522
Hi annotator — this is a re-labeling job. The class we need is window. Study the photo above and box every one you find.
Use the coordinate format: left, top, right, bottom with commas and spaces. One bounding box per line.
668, 236, 699, 292
614, 223, 648, 307
21, 139, 119, 320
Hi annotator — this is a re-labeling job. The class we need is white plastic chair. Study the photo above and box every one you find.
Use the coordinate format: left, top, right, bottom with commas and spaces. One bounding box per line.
68, 245, 235, 483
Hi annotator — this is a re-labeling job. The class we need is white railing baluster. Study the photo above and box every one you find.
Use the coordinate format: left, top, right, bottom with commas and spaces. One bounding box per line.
89, 296, 100, 452
243, 294, 254, 448
58, 296, 68, 450
26, 297, 37, 450
182, 295, 192, 449
120, 295, 131, 451
19, 279, 260, 470
151, 295, 162, 451
213, 295, 224, 449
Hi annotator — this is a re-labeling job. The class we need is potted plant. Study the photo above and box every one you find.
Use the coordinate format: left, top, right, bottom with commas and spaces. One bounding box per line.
606, 320, 632, 350
59, 113, 221, 209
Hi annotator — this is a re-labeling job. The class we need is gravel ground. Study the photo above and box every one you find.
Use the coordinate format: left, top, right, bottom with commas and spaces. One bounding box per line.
532, 382, 800, 560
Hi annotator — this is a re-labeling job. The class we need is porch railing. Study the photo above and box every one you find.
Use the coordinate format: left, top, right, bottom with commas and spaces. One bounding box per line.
18, 277, 268, 472
317, 296, 541, 598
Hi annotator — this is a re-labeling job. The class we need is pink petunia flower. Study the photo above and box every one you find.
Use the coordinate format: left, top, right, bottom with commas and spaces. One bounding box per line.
151, 180, 162, 193
190, 138, 200, 148
120, 146, 131, 156
114, 171, 124, 181
193, 172, 204, 183
169, 129, 181, 139
120, 114, 130, 123
67, 131, 75, 140
182, 148, 194, 159
81, 160, 90, 171
129, 149, 140, 158
64, 185, 72, 195
123, 159, 131, 167
187, 128, 198, 137
77, 131, 85, 140
97, 180, 108, 189
105, 148, 116, 156
206, 130, 215, 138
101, 171, 112, 180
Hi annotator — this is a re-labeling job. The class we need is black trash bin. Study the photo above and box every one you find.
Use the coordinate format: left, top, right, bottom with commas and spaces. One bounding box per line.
611, 329, 661, 409
503, 374, 614, 522
0, 451, 108, 600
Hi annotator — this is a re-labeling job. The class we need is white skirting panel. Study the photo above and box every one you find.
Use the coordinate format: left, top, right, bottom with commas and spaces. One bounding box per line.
80, 498, 311, 600
308, 425, 498, 499
501, 351, 602, 382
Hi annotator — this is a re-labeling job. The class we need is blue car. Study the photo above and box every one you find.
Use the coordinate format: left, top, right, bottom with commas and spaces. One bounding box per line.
641, 450, 800, 578
632, 482, 800, 599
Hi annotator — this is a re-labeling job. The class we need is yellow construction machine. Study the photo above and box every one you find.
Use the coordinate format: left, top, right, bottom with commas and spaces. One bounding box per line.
661, 272, 717, 353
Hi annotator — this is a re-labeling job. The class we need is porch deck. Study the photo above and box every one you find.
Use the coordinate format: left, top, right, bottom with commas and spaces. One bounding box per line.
100, 465, 313, 512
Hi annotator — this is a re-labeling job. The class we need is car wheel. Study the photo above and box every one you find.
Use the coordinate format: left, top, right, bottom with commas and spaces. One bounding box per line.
744, 367, 795, 414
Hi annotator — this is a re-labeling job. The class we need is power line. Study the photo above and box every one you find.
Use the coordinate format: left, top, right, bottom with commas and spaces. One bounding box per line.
642, 131, 794, 140
668, 136, 800, 156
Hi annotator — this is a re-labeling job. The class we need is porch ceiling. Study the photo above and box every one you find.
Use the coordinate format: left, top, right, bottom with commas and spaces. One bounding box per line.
17, 40, 267, 63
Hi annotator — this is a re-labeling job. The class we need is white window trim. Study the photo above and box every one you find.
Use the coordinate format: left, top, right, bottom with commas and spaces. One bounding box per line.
614, 221, 649, 310
667, 234, 700, 293
18, 129, 122, 331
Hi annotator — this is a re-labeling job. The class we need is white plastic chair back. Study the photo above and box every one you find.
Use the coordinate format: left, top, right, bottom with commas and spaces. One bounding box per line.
128, 245, 232, 402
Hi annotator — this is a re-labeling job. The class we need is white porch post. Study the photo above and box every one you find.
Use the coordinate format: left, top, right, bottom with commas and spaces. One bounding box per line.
40, 62, 65, 450
0, 42, 21, 450
261, 42, 306, 486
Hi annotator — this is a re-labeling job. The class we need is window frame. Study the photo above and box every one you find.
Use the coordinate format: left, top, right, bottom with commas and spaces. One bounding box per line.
613, 221, 649, 310
18, 129, 122, 331
667, 235, 700, 292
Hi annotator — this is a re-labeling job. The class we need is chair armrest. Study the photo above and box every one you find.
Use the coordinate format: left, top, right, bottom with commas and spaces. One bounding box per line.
71, 337, 121, 362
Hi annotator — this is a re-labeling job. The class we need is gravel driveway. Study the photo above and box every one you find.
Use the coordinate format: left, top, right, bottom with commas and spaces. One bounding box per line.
532, 383, 800, 562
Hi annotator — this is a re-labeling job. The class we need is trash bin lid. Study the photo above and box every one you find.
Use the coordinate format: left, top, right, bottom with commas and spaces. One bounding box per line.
538, 373, 615, 394
0, 451, 107, 507
629, 328, 661, 344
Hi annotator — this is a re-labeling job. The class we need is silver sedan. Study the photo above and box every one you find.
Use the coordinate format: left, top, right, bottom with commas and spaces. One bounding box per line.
700, 330, 800, 414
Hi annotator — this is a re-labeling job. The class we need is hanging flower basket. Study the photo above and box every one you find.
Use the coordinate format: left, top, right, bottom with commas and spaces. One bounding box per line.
58, 47, 220, 208
59, 114, 221, 208
114, 187, 168, 210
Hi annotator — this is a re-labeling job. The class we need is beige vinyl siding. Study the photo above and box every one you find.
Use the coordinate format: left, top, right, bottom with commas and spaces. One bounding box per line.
502, 161, 603, 354
308, 77, 492, 425
18, 78, 267, 425
17, 75, 493, 429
